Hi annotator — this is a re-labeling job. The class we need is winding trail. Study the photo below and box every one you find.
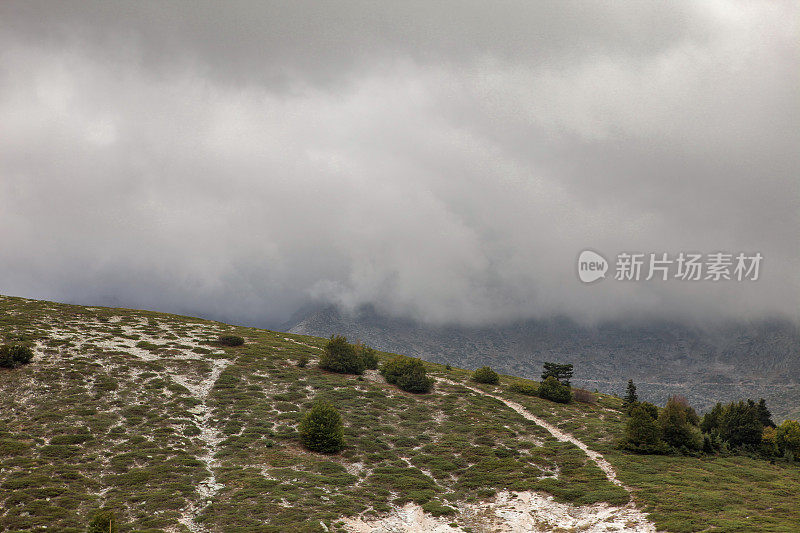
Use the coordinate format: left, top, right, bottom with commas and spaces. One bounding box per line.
283, 337, 323, 350
342, 378, 656, 533
174, 358, 231, 533
345, 377, 657, 532
437, 378, 626, 488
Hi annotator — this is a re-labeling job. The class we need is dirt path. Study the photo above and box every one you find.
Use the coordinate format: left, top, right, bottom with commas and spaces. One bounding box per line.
343, 378, 656, 532
283, 337, 323, 350
437, 378, 625, 487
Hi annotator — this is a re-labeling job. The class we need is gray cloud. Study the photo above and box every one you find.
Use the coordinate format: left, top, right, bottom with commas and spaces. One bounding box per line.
0, 1, 797, 327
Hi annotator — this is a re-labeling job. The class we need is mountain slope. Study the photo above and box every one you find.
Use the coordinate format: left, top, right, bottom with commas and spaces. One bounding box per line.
1, 295, 800, 532
287, 305, 800, 420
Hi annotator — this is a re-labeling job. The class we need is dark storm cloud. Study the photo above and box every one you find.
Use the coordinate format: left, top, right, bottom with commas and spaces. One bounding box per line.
1, 1, 706, 86
0, 1, 797, 327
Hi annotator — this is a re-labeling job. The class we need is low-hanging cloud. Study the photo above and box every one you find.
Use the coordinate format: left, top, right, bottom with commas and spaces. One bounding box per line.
0, 1, 797, 328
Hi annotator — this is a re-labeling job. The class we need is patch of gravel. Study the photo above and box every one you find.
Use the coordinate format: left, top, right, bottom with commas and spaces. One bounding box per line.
343, 490, 655, 533
362, 369, 385, 383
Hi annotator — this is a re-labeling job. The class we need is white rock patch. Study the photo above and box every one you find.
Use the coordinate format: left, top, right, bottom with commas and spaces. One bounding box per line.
342, 490, 655, 532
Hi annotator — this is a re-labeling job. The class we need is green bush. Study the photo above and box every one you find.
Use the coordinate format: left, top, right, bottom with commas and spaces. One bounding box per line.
0, 345, 12, 368
761, 426, 780, 457
396, 367, 434, 393
658, 396, 701, 451
777, 419, 800, 459
299, 401, 344, 454
621, 404, 667, 454
87, 509, 118, 533
296, 355, 309, 368
537, 376, 571, 404
509, 382, 538, 396
358, 345, 379, 370
0, 344, 34, 368
217, 335, 245, 347
472, 366, 499, 384
10, 345, 33, 365
319, 335, 364, 374
381, 356, 434, 393
421, 500, 456, 516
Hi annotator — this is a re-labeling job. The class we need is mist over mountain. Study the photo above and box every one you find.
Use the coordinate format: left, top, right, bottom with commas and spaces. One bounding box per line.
1, 1, 798, 329
287, 305, 800, 420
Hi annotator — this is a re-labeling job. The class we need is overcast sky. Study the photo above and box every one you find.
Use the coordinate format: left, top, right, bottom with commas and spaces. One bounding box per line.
1, 1, 798, 328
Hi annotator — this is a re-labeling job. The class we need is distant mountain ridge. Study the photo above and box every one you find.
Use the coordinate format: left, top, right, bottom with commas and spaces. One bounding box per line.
287, 305, 800, 420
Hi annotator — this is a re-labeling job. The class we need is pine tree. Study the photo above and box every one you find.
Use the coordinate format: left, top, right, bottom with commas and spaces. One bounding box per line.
756, 398, 775, 428
623, 379, 638, 409
541, 362, 573, 387
701, 402, 724, 434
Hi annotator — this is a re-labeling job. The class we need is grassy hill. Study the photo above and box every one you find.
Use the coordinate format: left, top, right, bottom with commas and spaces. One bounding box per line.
1, 294, 799, 532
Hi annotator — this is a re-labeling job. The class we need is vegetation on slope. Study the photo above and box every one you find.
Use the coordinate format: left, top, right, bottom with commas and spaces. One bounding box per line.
0, 294, 798, 532
0, 295, 624, 532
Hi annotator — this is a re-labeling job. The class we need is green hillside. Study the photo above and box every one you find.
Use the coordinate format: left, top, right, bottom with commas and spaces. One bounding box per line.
1, 295, 799, 532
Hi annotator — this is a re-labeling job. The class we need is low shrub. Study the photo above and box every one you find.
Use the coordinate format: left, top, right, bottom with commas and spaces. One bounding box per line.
472, 366, 500, 385
0, 345, 12, 368
0, 344, 34, 368
421, 500, 457, 517
355, 343, 379, 370
396, 368, 435, 394
87, 509, 118, 533
573, 388, 596, 404
299, 401, 344, 454
509, 382, 538, 396
217, 335, 245, 347
381, 356, 434, 394
537, 376, 571, 404
296, 355, 309, 368
320, 335, 364, 374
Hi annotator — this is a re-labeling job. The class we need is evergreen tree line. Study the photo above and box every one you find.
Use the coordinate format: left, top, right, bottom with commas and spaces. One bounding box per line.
621, 380, 800, 461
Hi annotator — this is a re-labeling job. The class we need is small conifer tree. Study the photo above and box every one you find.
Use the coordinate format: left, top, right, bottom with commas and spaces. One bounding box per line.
541, 362, 573, 386
623, 379, 638, 410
